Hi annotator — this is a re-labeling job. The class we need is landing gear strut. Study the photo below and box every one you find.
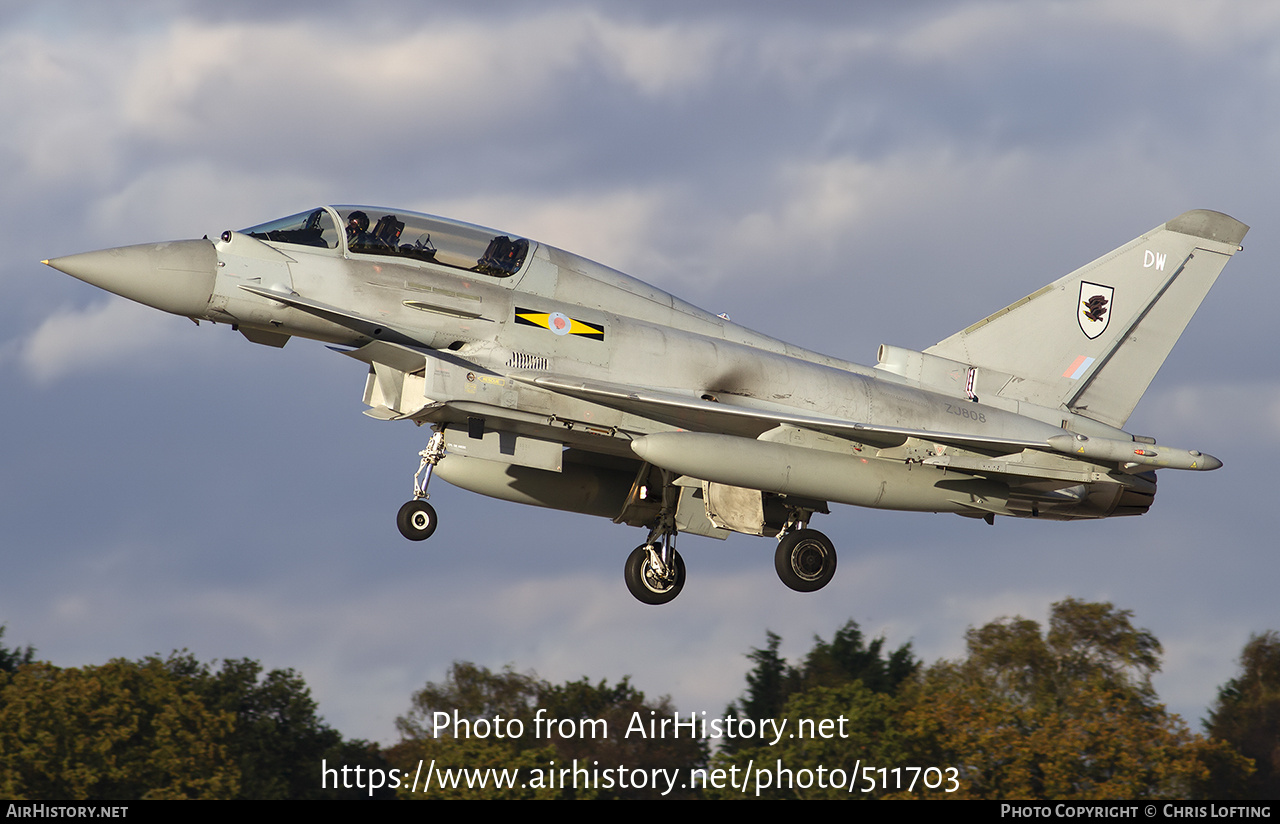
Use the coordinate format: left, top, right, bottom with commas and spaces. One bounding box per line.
623, 471, 685, 605
397, 429, 445, 541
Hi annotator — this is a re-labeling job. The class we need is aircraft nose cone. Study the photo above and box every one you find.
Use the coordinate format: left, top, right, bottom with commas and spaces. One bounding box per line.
44, 239, 217, 317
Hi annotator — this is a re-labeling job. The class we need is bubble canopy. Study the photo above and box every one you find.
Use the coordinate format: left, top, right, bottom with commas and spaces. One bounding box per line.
240, 206, 531, 277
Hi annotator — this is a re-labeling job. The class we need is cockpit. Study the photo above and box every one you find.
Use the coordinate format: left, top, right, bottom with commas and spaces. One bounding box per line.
241, 206, 531, 278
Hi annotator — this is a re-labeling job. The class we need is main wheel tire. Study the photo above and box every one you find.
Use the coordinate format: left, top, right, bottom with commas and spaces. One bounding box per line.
624, 544, 686, 605
775, 529, 837, 592
397, 500, 438, 541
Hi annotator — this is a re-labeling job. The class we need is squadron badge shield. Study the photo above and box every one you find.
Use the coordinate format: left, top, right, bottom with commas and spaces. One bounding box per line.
1077, 282, 1113, 340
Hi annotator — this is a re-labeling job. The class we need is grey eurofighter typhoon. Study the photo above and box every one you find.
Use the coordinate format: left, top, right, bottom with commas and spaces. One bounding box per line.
44, 207, 1246, 604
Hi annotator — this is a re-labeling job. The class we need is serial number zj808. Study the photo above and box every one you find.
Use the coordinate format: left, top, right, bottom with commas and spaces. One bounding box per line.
944, 404, 986, 423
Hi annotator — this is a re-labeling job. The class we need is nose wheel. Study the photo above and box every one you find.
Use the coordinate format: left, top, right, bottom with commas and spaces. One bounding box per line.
397, 500, 438, 541
775, 528, 837, 592
397, 429, 446, 541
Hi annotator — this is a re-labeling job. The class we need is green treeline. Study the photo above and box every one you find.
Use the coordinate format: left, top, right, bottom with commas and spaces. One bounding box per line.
710, 600, 1270, 799
0, 632, 388, 800
1, 601, 1276, 800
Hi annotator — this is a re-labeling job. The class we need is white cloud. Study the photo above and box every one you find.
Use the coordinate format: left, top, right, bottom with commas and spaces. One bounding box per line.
14, 298, 198, 384
87, 162, 330, 244
584, 14, 723, 97
1086, 0, 1280, 52
115, 12, 724, 148
0, 29, 132, 187
1, 9, 730, 204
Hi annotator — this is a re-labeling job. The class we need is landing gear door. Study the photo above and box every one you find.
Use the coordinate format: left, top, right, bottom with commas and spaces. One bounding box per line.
673, 479, 729, 539
703, 482, 769, 536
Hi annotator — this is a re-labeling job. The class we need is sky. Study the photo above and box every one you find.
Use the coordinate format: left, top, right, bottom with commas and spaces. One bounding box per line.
2, 1, 1279, 746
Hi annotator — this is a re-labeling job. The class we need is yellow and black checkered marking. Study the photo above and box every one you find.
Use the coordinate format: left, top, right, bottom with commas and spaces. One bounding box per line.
514, 308, 605, 340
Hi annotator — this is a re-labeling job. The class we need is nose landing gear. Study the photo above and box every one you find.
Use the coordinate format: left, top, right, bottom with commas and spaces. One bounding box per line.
397, 429, 446, 541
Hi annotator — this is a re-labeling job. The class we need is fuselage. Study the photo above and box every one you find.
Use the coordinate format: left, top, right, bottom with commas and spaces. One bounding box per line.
44, 205, 1179, 526
213, 207, 1083, 440
42, 204, 1241, 602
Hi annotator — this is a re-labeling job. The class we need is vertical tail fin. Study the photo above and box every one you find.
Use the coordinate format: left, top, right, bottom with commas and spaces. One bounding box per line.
925, 210, 1247, 428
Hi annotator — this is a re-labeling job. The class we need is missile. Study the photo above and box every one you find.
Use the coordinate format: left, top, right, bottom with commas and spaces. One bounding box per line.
1046, 434, 1221, 471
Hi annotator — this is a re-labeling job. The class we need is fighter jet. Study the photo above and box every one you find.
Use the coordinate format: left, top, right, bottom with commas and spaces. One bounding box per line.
43, 206, 1246, 604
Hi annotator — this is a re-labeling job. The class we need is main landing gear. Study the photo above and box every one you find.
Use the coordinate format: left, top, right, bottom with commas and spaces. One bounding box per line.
773, 511, 837, 593
624, 541, 685, 606
624, 473, 685, 605
397, 429, 445, 541
623, 519, 839, 604
775, 529, 837, 592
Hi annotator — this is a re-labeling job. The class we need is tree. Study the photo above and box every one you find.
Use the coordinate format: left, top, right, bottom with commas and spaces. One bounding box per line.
390, 662, 559, 800
0, 626, 35, 674
0, 657, 239, 799
724, 620, 916, 754
389, 662, 706, 799
397, 661, 543, 738
708, 682, 906, 799
724, 631, 797, 751
713, 619, 916, 796
899, 599, 1249, 800
170, 655, 390, 800
801, 620, 918, 694
0, 649, 382, 800
537, 675, 707, 794
1204, 631, 1280, 799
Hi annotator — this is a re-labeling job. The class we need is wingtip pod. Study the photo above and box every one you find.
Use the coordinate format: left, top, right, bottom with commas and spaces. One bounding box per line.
1165, 210, 1249, 248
